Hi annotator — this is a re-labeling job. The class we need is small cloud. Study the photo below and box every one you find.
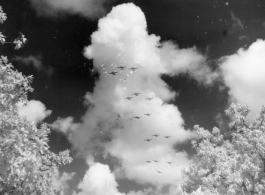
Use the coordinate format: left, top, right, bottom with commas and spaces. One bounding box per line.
230, 12, 244, 32
13, 55, 42, 70
28, 0, 112, 20
13, 55, 54, 76
17, 100, 52, 124
50, 116, 78, 134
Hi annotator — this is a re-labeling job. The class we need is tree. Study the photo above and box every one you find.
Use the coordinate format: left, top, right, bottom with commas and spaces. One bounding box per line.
0, 6, 73, 195
180, 103, 265, 195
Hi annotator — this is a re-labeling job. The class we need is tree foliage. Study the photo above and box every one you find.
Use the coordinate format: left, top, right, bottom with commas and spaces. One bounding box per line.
181, 104, 265, 195
0, 6, 72, 195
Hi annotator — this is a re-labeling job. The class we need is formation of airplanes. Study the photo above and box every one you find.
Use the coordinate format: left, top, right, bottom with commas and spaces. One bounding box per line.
107, 63, 174, 174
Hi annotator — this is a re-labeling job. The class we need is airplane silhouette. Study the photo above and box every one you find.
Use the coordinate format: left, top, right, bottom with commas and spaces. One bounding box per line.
154, 160, 159, 162
108, 71, 118, 75
145, 139, 152, 141
125, 97, 133, 100
129, 67, 137, 71
146, 161, 151, 163
152, 134, 159, 137
167, 162, 172, 164
164, 136, 171, 138
157, 171, 162, 173
132, 93, 140, 96
117, 66, 126, 70
133, 116, 141, 119
146, 98, 154, 101
145, 113, 151, 116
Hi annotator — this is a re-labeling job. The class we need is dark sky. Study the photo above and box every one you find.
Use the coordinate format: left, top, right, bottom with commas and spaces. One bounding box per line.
2, 0, 265, 194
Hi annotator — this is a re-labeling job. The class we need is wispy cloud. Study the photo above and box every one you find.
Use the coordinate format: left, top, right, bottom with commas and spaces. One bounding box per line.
51, 2, 217, 190
220, 39, 265, 121
13, 55, 42, 70
28, 0, 112, 19
230, 11, 248, 40
230, 12, 244, 33
13, 55, 54, 76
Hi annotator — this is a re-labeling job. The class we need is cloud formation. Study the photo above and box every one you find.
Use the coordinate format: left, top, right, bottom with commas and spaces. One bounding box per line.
28, 0, 111, 19
51, 2, 217, 190
73, 163, 125, 195
220, 39, 265, 120
17, 100, 52, 124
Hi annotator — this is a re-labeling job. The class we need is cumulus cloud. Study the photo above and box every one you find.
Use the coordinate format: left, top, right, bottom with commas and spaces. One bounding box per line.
17, 100, 52, 124
28, 0, 111, 19
73, 163, 125, 195
220, 39, 265, 121
51, 2, 217, 188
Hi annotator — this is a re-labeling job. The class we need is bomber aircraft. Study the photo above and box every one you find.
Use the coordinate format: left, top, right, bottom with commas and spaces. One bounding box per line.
117, 66, 126, 70
146, 98, 154, 101
108, 71, 118, 75
129, 67, 137, 71
132, 93, 141, 96
125, 97, 133, 100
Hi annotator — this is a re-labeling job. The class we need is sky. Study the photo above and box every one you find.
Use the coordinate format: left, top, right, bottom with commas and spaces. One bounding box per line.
2, 0, 265, 194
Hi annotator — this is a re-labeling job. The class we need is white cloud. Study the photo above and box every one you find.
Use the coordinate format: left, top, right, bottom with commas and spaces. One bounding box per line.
73, 163, 125, 195
50, 116, 78, 133
13, 55, 42, 70
52, 2, 217, 188
17, 100, 52, 124
220, 39, 265, 121
28, 0, 111, 19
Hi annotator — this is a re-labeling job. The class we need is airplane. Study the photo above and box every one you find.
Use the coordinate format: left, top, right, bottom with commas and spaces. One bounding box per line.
117, 66, 126, 70
146, 98, 154, 101
152, 134, 159, 137
108, 71, 118, 75
144, 113, 151, 116
164, 136, 171, 138
157, 171, 162, 173
129, 67, 137, 71
125, 97, 133, 100
146, 161, 151, 163
145, 139, 152, 141
133, 116, 141, 119
132, 93, 140, 96
167, 162, 172, 164
154, 160, 159, 162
